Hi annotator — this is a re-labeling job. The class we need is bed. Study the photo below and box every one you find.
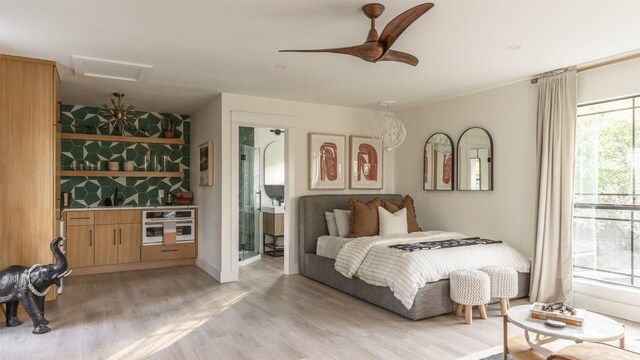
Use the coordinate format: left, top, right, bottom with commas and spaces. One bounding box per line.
298, 194, 531, 320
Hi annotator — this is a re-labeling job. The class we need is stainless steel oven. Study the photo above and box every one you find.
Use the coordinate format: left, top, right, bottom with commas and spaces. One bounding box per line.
142, 210, 195, 246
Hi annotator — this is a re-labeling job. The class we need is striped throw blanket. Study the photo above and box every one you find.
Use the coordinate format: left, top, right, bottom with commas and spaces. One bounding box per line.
389, 237, 502, 252
334, 231, 531, 309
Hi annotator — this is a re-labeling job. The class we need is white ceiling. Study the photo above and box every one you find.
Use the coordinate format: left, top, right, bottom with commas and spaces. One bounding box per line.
2, 0, 640, 114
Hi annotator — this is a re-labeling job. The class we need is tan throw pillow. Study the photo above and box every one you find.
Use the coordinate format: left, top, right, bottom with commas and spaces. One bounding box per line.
382, 195, 422, 233
348, 197, 382, 238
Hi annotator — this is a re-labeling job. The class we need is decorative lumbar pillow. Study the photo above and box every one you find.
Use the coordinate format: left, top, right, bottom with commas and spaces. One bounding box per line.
333, 209, 351, 238
324, 211, 339, 236
378, 206, 408, 236
348, 197, 382, 238
381, 195, 422, 233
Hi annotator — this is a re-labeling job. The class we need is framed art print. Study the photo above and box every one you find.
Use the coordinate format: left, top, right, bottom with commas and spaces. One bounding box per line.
199, 141, 213, 186
309, 133, 346, 189
349, 136, 383, 189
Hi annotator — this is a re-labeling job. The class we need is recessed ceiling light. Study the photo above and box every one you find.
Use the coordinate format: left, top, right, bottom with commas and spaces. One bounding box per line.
275, 64, 287, 69
507, 44, 521, 50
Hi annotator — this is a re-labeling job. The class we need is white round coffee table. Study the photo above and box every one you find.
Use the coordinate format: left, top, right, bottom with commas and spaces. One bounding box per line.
503, 305, 625, 359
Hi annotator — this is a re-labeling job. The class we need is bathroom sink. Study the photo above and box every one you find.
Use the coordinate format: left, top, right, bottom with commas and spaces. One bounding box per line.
262, 205, 285, 213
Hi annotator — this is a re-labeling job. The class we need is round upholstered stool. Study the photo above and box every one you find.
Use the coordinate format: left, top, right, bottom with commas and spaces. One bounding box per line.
479, 266, 518, 316
449, 269, 490, 325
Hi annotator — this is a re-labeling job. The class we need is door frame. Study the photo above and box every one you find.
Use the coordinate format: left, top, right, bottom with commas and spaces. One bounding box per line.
230, 111, 296, 276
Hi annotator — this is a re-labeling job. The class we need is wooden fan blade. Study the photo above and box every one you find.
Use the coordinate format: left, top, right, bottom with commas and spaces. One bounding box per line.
279, 45, 360, 57
377, 50, 419, 66
379, 3, 434, 50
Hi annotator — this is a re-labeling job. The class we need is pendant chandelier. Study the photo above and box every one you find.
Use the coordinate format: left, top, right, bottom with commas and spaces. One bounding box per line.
373, 101, 406, 151
99, 92, 138, 136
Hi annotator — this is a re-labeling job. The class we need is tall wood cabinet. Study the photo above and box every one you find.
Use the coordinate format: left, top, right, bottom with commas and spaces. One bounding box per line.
0, 54, 60, 299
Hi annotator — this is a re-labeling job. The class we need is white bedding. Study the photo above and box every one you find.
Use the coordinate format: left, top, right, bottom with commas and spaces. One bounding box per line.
316, 235, 352, 259
334, 231, 531, 309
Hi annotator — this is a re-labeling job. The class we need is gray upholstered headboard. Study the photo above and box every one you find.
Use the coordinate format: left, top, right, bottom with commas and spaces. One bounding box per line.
298, 194, 402, 275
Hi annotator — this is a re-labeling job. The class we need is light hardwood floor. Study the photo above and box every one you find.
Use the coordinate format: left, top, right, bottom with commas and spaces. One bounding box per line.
1, 257, 639, 360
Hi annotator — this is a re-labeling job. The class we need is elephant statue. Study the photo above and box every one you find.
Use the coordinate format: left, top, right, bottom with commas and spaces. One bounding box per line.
0, 237, 70, 334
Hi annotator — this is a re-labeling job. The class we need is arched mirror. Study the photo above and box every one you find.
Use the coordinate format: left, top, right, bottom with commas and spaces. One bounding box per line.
423, 133, 454, 191
264, 141, 285, 200
457, 127, 493, 191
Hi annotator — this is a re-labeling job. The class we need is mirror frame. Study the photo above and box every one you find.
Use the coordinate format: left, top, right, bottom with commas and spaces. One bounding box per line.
456, 127, 493, 191
263, 140, 285, 200
423, 133, 455, 191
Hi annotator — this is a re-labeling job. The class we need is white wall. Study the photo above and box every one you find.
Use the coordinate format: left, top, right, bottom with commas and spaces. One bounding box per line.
190, 94, 223, 280
192, 93, 395, 281
395, 80, 538, 258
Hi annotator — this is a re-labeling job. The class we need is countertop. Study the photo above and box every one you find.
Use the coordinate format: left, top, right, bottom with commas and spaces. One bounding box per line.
63, 205, 198, 212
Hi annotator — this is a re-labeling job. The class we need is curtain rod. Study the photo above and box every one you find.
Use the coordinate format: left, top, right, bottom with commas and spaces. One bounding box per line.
530, 52, 640, 84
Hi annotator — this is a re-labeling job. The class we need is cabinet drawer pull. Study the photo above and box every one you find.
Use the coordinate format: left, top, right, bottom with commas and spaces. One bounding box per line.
161, 249, 178, 252
119, 229, 122, 245
89, 230, 93, 246
71, 217, 90, 220
113, 229, 116, 245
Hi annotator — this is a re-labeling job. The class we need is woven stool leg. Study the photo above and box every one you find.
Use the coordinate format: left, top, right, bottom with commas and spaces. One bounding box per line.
456, 304, 463, 317
500, 298, 508, 316
465, 305, 472, 325
478, 304, 487, 319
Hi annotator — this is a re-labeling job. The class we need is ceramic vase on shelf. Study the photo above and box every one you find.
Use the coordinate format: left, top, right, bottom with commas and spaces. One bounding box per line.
163, 131, 174, 139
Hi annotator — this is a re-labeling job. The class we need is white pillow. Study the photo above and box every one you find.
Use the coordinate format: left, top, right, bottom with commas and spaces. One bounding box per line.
333, 209, 351, 238
378, 206, 408, 236
324, 211, 339, 236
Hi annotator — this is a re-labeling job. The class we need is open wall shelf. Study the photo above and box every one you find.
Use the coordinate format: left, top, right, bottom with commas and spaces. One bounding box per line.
60, 133, 185, 145
60, 171, 184, 178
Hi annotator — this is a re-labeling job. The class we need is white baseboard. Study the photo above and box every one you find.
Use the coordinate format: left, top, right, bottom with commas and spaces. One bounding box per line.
196, 257, 220, 282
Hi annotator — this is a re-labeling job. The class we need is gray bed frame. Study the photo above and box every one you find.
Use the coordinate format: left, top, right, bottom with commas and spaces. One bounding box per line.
298, 194, 530, 320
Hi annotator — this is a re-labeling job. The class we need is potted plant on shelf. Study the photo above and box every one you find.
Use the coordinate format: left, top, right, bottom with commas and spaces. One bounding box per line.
161, 117, 180, 138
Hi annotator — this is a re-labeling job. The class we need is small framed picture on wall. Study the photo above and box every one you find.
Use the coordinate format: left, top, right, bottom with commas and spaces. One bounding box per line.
349, 136, 383, 189
309, 133, 346, 189
199, 141, 213, 187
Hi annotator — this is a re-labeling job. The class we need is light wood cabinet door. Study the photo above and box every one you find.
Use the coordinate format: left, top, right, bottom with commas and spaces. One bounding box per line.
263, 213, 284, 236
117, 223, 141, 264
94, 224, 118, 266
66, 225, 94, 268
0, 55, 57, 270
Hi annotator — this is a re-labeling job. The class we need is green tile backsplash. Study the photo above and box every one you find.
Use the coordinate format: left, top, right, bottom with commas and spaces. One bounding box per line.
60, 104, 191, 207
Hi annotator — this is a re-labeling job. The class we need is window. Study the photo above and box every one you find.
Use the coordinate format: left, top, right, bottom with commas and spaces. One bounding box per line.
573, 95, 640, 287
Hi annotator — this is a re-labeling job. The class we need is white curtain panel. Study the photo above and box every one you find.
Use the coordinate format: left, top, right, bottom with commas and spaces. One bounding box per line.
530, 68, 577, 304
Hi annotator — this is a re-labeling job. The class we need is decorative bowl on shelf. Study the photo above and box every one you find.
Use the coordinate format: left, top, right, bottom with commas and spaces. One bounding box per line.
123, 161, 135, 171
108, 161, 119, 171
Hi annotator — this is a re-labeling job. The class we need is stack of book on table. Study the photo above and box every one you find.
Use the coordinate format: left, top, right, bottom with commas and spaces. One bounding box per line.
530, 302, 586, 327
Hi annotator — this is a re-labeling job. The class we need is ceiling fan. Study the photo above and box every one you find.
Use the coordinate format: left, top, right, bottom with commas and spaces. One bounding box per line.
279, 2, 434, 66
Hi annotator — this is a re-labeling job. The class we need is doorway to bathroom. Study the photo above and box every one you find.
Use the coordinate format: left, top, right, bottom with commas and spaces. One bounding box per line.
238, 125, 286, 270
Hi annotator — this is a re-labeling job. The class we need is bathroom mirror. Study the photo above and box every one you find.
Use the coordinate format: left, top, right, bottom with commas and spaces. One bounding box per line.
264, 141, 285, 200
457, 127, 493, 191
423, 133, 454, 191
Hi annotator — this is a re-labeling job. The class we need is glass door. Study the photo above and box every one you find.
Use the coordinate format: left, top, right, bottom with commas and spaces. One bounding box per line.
239, 144, 261, 261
